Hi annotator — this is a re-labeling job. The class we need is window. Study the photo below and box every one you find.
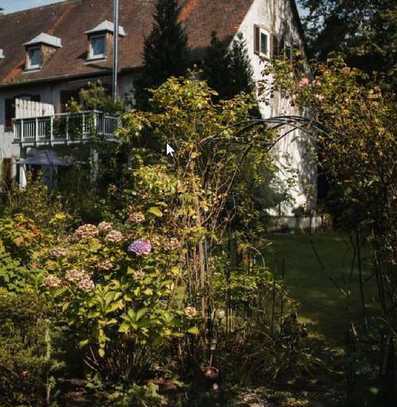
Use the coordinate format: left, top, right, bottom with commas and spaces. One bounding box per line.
89, 35, 106, 59
27, 47, 42, 70
4, 98, 14, 130
260, 31, 269, 56
254, 26, 271, 58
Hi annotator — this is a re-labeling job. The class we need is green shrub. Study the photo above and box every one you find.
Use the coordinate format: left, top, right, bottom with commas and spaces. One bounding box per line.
0, 241, 37, 292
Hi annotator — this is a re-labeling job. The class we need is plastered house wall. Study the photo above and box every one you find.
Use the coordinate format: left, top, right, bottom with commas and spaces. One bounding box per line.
237, 0, 316, 215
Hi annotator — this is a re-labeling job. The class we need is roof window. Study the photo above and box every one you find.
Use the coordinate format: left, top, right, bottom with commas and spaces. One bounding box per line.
85, 20, 126, 61
27, 47, 42, 70
89, 34, 106, 60
24, 33, 62, 71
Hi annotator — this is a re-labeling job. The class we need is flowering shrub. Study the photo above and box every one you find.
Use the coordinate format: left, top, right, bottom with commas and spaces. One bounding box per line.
35, 210, 196, 381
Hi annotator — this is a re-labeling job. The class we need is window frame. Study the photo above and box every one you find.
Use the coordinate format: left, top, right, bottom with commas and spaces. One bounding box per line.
259, 28, 271, 59
88, 34, 107, 60
26, 46, 43, 70
254, 25, 271, 59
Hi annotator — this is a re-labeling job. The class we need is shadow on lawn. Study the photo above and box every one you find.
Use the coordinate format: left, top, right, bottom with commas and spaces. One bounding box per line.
265, 232, 374, 345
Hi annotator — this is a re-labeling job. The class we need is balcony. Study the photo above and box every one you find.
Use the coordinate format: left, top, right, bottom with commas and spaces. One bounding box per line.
13, 110, 119, 147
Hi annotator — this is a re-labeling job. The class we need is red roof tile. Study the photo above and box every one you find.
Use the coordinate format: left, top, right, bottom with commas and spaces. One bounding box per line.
0, 0, 255, 87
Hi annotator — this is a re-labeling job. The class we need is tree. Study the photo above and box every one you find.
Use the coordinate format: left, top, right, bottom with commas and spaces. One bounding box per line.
266, 57, 397, 403
229, 33, 255, 97
135, 0, 189, 108
202, 32, 230, 99
299, 0, 397, 91
203, 32, 254, 100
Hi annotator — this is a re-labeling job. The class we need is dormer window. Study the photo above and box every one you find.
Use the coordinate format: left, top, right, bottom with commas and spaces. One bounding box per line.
27, 47, 42, 70
89, 34, 106, 60
85, 20, 126, 61
24, 33, 62, 71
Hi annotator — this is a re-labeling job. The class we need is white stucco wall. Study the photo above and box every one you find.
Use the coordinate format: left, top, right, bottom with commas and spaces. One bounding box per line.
237, 0, 316, 215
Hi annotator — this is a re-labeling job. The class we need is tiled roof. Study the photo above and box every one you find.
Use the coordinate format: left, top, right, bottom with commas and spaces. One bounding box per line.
0, 0, 255, 87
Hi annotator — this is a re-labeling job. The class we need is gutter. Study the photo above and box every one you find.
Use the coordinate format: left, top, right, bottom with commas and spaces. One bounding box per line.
0, 65, 141, 91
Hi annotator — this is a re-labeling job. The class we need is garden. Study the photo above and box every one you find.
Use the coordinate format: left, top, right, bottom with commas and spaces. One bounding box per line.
1, 0, 397, 406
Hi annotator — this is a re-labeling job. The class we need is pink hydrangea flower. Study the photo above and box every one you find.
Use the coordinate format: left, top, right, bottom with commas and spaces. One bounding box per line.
105, 230, 124, 243
44, 275, 62, 289
97, 259, 114, 272
65, 269, 95, 292
128, 211, 146, 224
49, 247, 67, 258
65, 269, 87, 284
98, 221, 113, 234
78, 277, 95, 292
74, 224, 98, 240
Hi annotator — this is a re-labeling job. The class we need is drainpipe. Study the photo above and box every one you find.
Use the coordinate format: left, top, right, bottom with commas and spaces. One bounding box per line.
112, 0, 119, 102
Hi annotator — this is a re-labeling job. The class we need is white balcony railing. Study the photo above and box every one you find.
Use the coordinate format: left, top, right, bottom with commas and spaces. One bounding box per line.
13, 111, 119, 146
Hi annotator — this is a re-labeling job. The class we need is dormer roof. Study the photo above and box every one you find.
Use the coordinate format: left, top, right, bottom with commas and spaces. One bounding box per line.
85, 20, 126, 37
24, 33, 63, 48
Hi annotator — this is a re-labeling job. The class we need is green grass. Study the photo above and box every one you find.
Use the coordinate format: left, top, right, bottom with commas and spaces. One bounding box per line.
264, 232, 375, 345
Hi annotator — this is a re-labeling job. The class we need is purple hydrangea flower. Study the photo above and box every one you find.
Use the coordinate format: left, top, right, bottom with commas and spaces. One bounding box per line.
128, 239, 152, 256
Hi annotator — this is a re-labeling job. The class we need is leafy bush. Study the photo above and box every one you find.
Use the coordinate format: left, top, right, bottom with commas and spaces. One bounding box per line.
36, 216, 197, 383
0, 241, 39, 292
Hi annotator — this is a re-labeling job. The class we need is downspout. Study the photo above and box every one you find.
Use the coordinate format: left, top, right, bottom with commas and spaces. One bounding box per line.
112, 0, 119, 101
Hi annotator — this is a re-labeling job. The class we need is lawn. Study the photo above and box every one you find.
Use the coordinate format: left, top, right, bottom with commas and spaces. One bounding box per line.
264, 232, 375, 345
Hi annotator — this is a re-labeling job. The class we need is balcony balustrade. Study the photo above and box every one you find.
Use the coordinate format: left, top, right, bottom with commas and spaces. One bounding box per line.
13, 110, 119, 146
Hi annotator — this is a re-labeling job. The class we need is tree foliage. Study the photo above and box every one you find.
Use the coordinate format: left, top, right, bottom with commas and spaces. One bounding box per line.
300, 0, 397, 91
135, 0, 189, 108
203, 32, 254, 100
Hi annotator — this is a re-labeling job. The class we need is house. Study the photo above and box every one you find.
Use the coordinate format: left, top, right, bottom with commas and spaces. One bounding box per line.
0, 0, 315, 216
